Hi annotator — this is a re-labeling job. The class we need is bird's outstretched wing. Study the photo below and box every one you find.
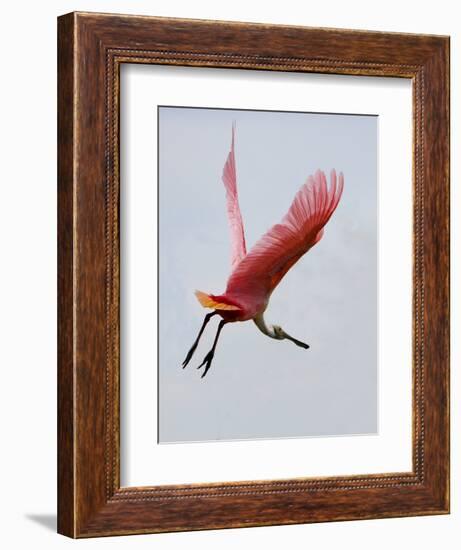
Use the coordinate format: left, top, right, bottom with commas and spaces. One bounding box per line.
225, 169, 344, 298
222, 124, 247, 269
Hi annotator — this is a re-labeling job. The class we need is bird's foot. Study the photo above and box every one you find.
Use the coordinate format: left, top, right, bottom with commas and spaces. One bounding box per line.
197, 350, 214, 378
182, 345, 197, 369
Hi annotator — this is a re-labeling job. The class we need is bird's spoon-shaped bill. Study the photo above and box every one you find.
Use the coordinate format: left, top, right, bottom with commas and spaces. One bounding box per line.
281, 329, 310, 349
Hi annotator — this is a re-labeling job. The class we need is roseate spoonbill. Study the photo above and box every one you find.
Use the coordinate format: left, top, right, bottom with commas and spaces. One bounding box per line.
182, 125, 344, 378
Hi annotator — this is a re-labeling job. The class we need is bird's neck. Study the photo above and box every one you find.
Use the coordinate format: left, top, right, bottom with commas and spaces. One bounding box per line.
253, 313, 277, 339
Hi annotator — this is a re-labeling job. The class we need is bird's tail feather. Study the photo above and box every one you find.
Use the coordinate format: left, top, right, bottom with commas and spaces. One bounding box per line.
195, 290, 241, 311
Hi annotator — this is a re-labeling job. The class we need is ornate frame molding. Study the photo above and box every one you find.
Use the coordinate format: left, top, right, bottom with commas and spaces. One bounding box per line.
58, 12, 449, 537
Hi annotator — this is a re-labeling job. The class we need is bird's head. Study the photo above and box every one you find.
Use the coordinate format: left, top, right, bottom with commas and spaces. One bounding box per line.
272, 325, 310, 349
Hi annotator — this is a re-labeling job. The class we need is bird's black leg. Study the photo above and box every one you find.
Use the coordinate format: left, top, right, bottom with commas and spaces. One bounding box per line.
182, 311, 218, 369
197, 319, 228, 378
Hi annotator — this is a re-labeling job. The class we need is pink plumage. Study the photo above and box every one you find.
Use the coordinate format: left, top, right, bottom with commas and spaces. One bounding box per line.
221, 123, 247, 269
224, 168, 344, 318
183, 125, 345, 377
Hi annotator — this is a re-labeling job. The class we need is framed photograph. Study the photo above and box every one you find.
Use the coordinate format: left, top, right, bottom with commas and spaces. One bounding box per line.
58, 12, 450, 537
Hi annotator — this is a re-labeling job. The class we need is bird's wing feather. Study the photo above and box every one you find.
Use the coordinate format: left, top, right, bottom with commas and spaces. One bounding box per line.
222, 124, 247, 269
225, 169, 344, 297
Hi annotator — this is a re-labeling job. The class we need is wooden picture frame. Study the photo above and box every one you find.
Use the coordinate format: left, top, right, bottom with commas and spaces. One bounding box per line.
57, 11, 450, 538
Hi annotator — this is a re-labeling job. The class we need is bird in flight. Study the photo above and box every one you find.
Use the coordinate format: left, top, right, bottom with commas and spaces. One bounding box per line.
182, 124, 344, 378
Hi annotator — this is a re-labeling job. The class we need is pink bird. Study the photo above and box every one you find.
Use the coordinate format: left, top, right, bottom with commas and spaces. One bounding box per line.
183, 125, 344, 377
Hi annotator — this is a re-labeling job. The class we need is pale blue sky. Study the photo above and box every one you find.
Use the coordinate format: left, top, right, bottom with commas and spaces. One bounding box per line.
158, 106, 377, 443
